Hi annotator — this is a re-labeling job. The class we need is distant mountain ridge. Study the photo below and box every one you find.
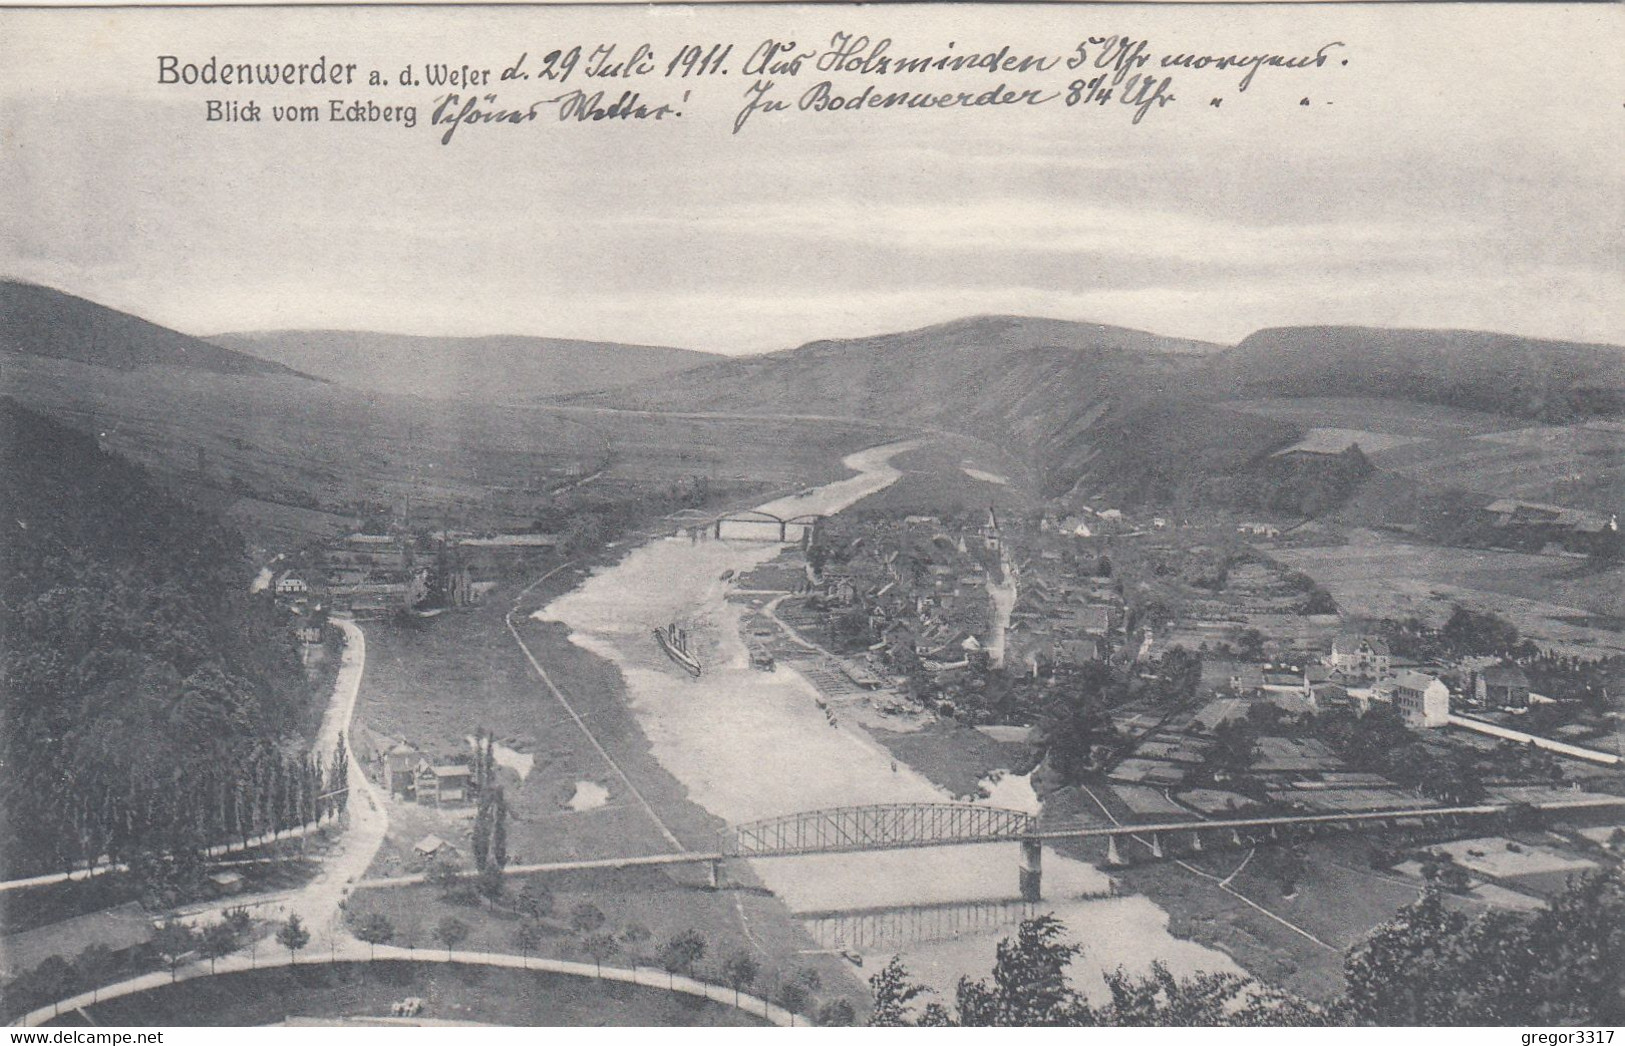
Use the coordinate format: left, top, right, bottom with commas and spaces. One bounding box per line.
1210, 326, 1625, 421
9, 279, 1621, 512
566, 314, 1226, 494
575, 314, 1625, 499
0, 281, 310, 379
210, 329, 721, 401
569, 313, 1221, 412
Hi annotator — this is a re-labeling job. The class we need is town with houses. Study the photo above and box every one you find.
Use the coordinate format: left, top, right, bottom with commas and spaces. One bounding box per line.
719, 496, 1623, 864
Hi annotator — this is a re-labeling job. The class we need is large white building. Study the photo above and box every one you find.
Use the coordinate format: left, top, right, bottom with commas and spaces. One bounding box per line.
1374, 669, 1451, 728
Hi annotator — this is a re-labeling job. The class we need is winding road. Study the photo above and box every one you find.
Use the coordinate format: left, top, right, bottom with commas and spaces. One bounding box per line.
271, 618, 389, 947
158, 618, 386, 949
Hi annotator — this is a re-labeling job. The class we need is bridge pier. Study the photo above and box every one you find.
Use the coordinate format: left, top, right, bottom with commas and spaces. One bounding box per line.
1019, 840, 1043, 901
1191, 831, 1204, 853
708, 859, 722, 889
1232, 829, 1243, 847
1105, 836, 1124, 867
714, 519, 722, 539
1149, 833, 1163, 859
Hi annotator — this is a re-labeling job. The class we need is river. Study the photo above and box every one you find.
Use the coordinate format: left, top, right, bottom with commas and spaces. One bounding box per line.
536, 440, 1238, 1000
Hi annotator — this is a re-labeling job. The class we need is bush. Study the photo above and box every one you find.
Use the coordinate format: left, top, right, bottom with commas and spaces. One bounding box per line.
569, 902, 606, 933
516, 881, 554, 919
817, 997, 858, 1026
657, 929, 706, 977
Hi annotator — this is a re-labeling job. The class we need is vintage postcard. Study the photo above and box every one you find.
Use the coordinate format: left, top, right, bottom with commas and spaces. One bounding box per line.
1, 1, 1621, 1032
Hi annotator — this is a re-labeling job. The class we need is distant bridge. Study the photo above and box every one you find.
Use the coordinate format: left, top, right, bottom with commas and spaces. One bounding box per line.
709, 509, 824, 543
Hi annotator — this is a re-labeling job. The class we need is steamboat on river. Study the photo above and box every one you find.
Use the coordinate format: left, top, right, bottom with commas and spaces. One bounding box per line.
654, 621, 702, 677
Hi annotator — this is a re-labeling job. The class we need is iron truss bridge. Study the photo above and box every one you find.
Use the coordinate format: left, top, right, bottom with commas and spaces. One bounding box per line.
726, 802, 1037, 858
722, 795, 1625, 860
709, 509, 824, 542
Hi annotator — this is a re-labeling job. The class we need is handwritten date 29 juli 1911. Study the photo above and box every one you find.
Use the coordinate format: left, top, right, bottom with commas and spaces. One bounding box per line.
496, 43, 732, 84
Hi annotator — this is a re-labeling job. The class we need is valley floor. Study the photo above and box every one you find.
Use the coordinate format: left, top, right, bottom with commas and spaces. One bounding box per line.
343, 550, 868, 1016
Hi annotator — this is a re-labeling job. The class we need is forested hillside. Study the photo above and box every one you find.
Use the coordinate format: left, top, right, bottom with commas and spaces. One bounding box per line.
0, 400, 323, 879
0, 281, 309, 379
1066, 399, 1301, 507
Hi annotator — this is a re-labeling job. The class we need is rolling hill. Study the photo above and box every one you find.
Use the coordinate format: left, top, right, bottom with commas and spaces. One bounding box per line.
210, 329, 721, 401
1, 285, 877, 545
575, 315, 1625, 506
569, 314, 1221, 415
11, 278, 1618, 522
568, 314, 1229, 495
1209, 326, 1625, 422
0, 281, 310, 379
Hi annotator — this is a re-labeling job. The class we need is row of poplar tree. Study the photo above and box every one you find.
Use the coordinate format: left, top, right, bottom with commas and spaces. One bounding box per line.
35, 737, 350, 875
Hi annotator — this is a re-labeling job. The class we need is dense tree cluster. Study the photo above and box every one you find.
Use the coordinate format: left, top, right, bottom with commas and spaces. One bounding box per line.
469, 733, 509, 901
530, 475, 718, 556
872, 867, 1625, 1027
0, 400, 323, 877
1345, 868, 1625, 1025
1374, 606, 1533, 664
1522, 650, 1625, 715
1221, 445, 1375, 519
868, 914, 1328, 1026
1083, 400, 1301, 509
1082, 399, 1376, 519
1036, 649, 1200, 784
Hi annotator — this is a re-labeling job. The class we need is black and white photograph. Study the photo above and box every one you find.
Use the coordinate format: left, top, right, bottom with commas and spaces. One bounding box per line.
1, 0, 1622, 1032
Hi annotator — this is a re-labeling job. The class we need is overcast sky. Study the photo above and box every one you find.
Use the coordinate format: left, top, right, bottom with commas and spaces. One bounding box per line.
1, 4, 1621, 354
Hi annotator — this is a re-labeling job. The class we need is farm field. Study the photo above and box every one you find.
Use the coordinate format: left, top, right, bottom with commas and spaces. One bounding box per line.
1111, 785, 1191, 817
1274, 530, 1625, 655
1371, 427, 1625, 513
1216, 837, 1425, 954
1228, 396, 1625, 512
1104, 849, 1349, 1001
51, 960, 767, 1027
343, 867, 859, 1015
1112, 830, 1567, 1003
1431, 837, 1598, 885
1273, 427, 1430, 456
1226, 397, 1514, 439
3, 353, 604, 536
